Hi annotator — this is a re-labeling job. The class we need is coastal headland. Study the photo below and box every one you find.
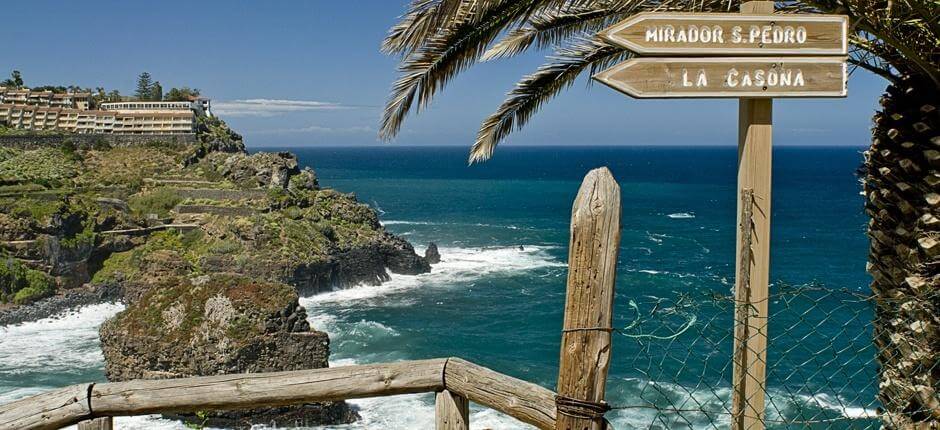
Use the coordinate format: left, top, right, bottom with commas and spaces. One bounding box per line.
0, 114, 434, 427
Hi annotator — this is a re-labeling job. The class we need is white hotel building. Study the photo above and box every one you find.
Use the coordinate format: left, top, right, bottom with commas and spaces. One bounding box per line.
0, 88, 211, 134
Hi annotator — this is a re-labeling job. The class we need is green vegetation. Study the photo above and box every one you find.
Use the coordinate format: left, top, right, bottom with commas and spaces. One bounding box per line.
0, 258, 53, 304
128, 188, 182, 217
0, 132, 392, 310
0, 70, 23, 88
164, 87, 200, 102
92, 248, 136, 284
135, 72, 154, 101
114, 271, 295, 346
196, 116, 238, 144
0, 147, 79, 186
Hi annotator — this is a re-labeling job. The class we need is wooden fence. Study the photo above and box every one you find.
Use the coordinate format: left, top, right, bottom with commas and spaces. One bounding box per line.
0, 167, 622, 430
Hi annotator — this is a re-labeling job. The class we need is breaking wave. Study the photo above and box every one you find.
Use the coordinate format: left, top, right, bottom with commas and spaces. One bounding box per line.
302, 245, 564, 305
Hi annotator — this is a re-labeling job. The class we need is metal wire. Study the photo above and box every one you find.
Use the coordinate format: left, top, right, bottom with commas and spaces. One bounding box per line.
604, 285, 939, 429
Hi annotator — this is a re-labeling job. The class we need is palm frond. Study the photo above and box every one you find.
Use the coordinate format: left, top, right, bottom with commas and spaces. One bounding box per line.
469, 39, 629, 163
381, 0, 544, 140
383, 0, 539, 56
482, 7, 624, 60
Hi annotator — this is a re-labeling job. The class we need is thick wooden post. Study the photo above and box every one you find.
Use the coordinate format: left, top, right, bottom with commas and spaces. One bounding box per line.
556, 167, 621, 430
731, 3, 773, 429
77, 417, 113, 430
435, 389, 469, 430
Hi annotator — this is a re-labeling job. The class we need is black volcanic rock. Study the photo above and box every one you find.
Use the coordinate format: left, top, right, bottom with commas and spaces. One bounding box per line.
425, 242, 441, 264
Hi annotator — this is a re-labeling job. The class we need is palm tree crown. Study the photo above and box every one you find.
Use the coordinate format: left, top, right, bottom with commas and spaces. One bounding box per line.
380, 0, 939, 162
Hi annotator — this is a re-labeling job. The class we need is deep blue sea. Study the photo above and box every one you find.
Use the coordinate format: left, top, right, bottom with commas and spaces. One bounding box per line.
0, 145, 878, 429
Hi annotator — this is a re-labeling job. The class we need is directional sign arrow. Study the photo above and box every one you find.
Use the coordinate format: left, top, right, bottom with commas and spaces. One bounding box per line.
598, 12, 847, 55
592, 57, 847, 98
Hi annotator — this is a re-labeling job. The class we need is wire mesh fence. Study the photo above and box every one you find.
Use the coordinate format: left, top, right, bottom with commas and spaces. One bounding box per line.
605, 284, 939, 429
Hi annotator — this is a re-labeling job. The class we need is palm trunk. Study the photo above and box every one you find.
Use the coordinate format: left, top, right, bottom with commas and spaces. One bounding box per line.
864, 73, 940, 428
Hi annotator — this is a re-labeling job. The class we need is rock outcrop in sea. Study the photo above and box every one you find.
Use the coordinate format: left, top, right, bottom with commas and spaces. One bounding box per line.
100, 273, 357, 428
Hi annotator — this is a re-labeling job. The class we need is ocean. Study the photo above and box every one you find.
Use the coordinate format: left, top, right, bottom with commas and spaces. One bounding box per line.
0, 145, 878, 429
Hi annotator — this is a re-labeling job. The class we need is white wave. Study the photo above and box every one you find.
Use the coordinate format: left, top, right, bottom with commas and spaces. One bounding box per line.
612, 377, 878, 429
667, 212, 696, 219
381, 220, 435, 226
0, 303, 124, 378
381, 220, 526, 231
302, 246, 564, 305
794, 392, 879, 419
646, 232, 670, 244
628, 268, 698, 279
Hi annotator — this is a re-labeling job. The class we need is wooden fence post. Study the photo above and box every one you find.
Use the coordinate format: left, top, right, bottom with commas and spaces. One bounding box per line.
435, 389, 469, 430
77, 417, 112, 430
731, 2, 774, 429
556, 167, 621, 430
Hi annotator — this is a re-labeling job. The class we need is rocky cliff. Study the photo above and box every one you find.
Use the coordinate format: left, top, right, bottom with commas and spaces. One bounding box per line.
0, 118, 430, 322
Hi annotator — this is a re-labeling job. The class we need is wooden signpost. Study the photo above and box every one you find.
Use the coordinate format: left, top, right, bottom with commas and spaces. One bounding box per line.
593, 2, 848, 430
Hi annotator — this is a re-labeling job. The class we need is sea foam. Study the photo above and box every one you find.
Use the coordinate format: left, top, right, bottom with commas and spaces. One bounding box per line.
302, 245, 564, 305
0, 303, 124, 383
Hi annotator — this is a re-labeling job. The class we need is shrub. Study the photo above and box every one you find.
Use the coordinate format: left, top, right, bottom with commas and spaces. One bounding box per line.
0, 258, 54, 304
207, 239, 242, 255
128, 188, 182, 217
13, 271, 53, 304
313, 221, 336, 241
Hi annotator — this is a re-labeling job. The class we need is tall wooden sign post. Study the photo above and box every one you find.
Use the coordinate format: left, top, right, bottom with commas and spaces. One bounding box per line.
593, 3, 848, 429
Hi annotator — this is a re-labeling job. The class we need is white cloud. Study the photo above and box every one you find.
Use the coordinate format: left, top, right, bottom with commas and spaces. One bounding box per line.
246, 124, 376, 135
212, 98, 359, 117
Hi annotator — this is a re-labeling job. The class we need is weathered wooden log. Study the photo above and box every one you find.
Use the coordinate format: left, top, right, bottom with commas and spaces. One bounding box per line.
90, 359, 447, 417
555, 167, 622, 430
0, 384, 91, 430
435, 389, 469, 430
444, 358, 557, 430
77, 417, 113, 430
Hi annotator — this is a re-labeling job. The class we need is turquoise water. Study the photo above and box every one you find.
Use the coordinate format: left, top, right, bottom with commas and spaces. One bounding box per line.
0, 145, 879, 429
291, 145, 878, 429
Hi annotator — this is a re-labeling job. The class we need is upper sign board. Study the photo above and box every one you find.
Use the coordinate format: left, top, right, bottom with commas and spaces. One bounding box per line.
598, 12, 848, 55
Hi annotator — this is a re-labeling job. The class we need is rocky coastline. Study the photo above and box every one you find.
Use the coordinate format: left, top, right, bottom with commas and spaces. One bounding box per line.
0, 282, 120, 326
0, 119, 435, 427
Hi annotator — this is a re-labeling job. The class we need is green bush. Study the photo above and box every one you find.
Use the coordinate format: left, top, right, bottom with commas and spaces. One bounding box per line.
313, 221, 336, 241
0, 259, 54, 304
13, 271, 53, 304
128, 188, 182, 217
207, 239, 242, 255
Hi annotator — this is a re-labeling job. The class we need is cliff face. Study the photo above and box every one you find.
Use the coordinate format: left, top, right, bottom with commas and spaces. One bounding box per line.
99, 273, 357, 428
0, 120, 430, 321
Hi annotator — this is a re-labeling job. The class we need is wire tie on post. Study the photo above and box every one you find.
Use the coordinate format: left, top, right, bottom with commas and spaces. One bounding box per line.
555, 394, 612, 420
562, 326, 614, 333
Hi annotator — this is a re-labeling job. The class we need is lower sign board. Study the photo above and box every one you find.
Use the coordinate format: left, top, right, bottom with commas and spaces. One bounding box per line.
593, 56, 846, 98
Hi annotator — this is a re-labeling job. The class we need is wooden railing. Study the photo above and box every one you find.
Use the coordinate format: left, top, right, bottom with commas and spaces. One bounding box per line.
0, 167, 621, 430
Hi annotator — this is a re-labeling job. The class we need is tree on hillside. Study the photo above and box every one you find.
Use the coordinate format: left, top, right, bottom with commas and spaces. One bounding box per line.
164, 86, 201, 101
94, 87, 107, 103
108, 89, 122, 102
380, 1, 938, 428
1, 70, 24, 88
150, 81, 163, 101
135, 72, 153, 100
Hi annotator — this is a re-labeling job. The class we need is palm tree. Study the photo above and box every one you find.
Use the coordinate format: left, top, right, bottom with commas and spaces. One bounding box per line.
380, 1, 938, 427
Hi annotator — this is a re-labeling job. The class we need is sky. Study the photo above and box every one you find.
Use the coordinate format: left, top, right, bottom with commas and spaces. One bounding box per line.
1, 1, 887, 148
